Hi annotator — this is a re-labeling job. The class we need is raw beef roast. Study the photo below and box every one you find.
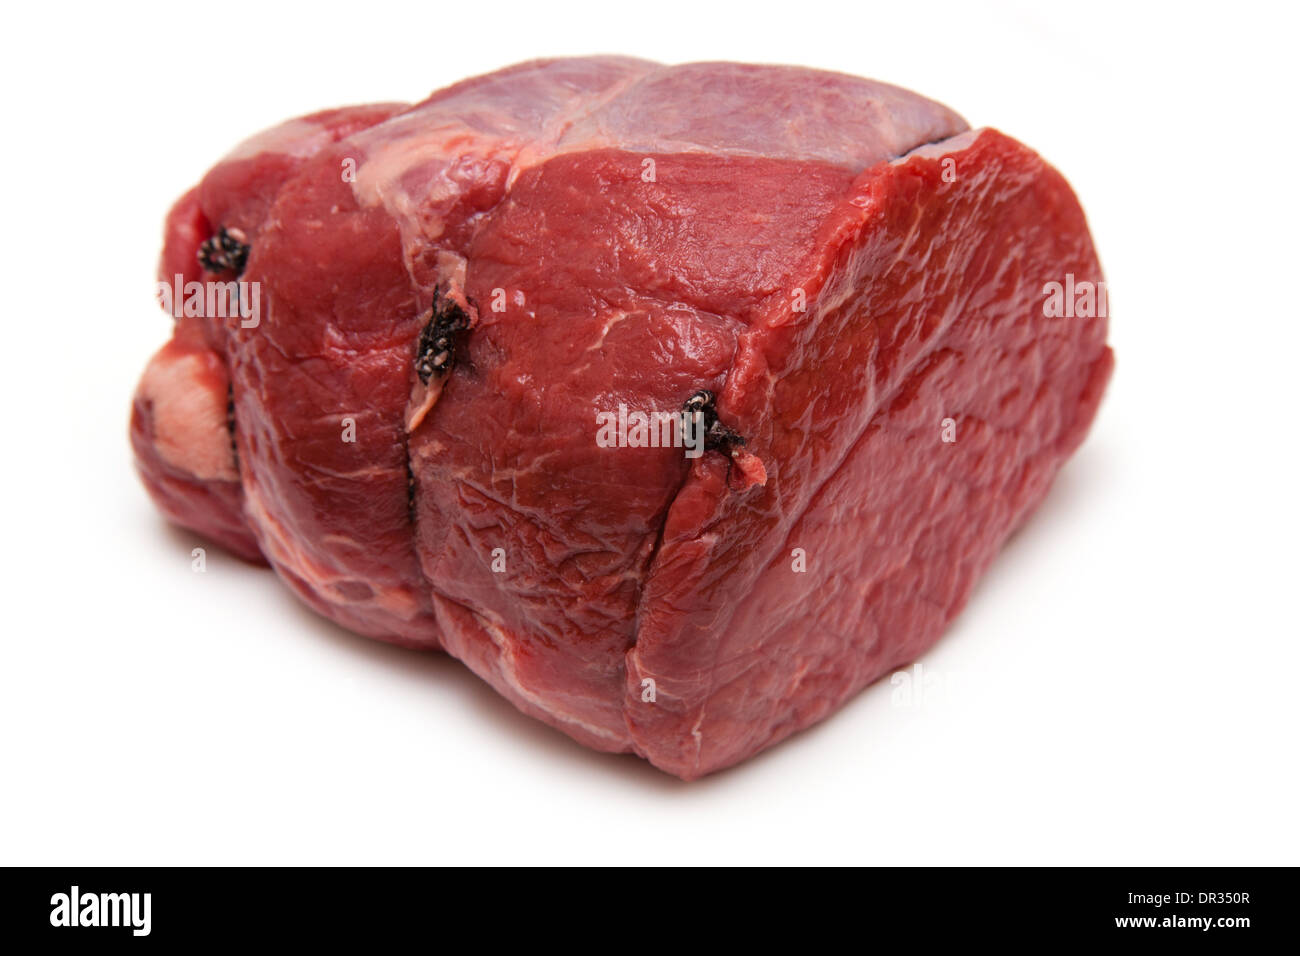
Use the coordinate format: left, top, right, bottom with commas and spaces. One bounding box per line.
131, 57, 1113, 779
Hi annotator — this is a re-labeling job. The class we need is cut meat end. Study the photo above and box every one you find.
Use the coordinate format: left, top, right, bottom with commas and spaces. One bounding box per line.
130, 332, 264, 564
624, 128, 1113, 778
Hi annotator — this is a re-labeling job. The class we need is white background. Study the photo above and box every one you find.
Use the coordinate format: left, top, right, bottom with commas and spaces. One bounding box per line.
2, 1, 1296, 865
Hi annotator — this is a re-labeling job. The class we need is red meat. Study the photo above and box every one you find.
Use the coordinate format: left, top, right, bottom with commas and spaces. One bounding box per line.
131, 57, 1112, 778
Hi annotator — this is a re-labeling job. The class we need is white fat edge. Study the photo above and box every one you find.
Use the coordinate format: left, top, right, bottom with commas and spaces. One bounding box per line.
221, 117, 336, 163
139, 350, 237, 483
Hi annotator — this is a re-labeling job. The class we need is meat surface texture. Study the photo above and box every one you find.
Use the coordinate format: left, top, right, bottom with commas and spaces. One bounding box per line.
132, 57, 1113, 779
